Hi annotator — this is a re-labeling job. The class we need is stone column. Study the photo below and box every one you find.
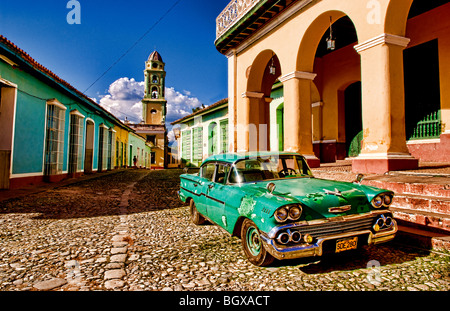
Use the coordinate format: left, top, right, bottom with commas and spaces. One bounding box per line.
238, 92, 264, 152
226, 49, 237, 152
280, 71, 320, 168
353, 33, 418, 173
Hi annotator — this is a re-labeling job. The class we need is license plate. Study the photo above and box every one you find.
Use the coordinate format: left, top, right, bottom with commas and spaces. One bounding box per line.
336, 237, 358, 253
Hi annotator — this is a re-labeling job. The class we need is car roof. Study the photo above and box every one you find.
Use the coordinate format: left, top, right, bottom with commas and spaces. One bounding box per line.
201, 151, 301, 165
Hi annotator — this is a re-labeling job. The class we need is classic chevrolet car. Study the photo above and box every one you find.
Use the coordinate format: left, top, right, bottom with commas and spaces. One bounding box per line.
178, 152, 397, 266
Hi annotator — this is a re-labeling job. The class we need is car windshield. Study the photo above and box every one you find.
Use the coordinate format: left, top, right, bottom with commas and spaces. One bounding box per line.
229, 155, 313, 183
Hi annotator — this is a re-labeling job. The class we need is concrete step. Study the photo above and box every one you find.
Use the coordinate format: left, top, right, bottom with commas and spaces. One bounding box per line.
363, 175, 450, 236
364, 178, 450, 198
392, 193, 450, 215
396, 225, 450, 251
391, 206, 450, 232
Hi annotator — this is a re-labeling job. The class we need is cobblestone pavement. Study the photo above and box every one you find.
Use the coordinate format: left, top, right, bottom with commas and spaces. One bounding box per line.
0, 169, 448, 291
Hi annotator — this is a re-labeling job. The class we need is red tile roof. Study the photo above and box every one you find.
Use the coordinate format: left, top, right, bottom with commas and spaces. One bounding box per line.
171, 98, 228, 125
0, 35, 133, 131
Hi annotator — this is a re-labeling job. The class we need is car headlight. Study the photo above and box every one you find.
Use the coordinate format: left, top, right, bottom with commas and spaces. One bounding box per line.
289, 205, 302, 220
274, 206, 288, 222
274, 204, 302, 223
383, 194, 393, 206
371, 193, 394, 208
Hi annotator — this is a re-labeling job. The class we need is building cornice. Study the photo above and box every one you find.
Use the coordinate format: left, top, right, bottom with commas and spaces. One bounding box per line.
241, 91, 265, 98
279, 71, 317, 83
354, 33, 411, 53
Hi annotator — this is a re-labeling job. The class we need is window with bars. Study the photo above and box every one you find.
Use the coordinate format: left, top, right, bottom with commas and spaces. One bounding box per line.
98, 125, 109, 171
68, 112, 84, 174
45, 102, 66, 176
107, 129, 115, 170
220, 120, 228, 153
193, 127, 203, 162
182, 130, 191, 162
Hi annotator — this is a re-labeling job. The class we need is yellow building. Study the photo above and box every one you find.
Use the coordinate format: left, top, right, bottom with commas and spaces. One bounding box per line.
113, 124, 130, 168
215, 0, 449, 173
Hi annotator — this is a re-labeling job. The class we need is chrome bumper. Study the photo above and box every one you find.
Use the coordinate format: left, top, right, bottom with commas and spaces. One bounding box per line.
260, 225, 397, 260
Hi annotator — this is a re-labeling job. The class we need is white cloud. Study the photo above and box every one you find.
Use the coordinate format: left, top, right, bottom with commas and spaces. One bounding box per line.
97, 78, 203, 127
165, 87, 202, 124
98, 77, 144, 123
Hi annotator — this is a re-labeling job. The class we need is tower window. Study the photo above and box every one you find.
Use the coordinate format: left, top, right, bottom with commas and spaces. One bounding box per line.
152, 75, 158, 83
151, 87, 159, 99
147, 135, 156, 145
151, 109, 157, 114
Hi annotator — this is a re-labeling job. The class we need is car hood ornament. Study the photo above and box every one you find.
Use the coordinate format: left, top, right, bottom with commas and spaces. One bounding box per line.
324, 188, 343, 197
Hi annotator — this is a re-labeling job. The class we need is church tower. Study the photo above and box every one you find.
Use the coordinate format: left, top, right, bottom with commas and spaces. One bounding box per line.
128, 50, 168, 169
143, 51, 167, 125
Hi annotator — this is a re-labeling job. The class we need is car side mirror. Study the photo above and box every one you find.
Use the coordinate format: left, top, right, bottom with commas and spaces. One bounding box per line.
266, 182, 276, 194
354, 173, 364, 184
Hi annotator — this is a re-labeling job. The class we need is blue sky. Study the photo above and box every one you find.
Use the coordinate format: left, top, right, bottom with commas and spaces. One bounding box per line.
0, 0, 230, 128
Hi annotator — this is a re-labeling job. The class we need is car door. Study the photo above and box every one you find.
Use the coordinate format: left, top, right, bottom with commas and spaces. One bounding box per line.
197, 161, 216, 216
203, 162, 230, 229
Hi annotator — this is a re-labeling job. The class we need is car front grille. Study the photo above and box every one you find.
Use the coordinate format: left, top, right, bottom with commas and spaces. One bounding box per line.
296, 215, 377, 239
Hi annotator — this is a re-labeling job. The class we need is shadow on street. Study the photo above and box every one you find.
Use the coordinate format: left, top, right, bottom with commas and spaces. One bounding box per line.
0, 169, 186, 220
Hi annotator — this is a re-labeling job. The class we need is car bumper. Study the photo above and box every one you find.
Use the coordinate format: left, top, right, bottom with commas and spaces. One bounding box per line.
260, 224, 397, 260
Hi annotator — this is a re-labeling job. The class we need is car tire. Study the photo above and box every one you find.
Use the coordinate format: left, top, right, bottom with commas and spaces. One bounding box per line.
190, 200, 206, 225
241, 218, 275, 267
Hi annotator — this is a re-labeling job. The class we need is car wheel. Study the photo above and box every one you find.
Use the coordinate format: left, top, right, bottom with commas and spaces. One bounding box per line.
190, 200, 206, 225
241, 218, 275, 267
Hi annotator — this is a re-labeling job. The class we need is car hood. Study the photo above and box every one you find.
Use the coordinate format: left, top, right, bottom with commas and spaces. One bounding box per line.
243, 177, 376, 219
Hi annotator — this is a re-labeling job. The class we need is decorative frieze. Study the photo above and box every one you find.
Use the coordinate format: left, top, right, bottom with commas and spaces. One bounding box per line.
216, 0, 259, 39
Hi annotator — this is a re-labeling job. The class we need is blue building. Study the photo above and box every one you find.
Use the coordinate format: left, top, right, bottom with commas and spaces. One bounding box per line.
0, 35, 138, 189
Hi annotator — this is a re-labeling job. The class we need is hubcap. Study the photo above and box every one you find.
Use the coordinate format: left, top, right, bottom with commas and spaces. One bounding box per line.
246, 226, 261, 256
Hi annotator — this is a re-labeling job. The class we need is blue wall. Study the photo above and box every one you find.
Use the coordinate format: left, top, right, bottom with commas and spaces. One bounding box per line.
0, 57, 116, 176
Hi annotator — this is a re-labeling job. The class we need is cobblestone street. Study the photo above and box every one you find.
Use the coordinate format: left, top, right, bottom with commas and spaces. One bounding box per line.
0, 169, 449, 292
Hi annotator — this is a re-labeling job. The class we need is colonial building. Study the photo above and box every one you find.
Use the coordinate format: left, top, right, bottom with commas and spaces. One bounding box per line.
0, 35, 148, 189
128, 51, 168, 169
172, 82, 287, 166
172, 99, 229, 167
215, 0, 450, 174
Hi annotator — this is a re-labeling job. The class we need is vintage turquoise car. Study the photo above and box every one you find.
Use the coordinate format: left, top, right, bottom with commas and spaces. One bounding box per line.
178, 152, 397, 266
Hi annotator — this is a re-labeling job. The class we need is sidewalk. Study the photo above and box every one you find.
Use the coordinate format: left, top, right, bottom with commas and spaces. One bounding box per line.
0, 169, 124, 203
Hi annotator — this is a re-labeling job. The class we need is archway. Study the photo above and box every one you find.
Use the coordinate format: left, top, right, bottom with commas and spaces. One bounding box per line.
84, 119, 95, 174
297, 11, 356, 72
296, 11, 360, 164
246, 50, 281, 151
245, 50, 282, 152
403, 0, 448, 142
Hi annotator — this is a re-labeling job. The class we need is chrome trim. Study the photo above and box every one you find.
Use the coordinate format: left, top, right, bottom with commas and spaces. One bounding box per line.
267, 210, 388, 239
328, 205, 352, 213
261, 222, 397, 260
276, 232, 290, 245
385, 217, 394, 228
290, 230, 302, 243
276, 229, 302, 245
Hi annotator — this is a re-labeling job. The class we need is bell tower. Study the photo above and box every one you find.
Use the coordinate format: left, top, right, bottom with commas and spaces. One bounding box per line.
128, 50, 168, 169
143, 51, 167, 124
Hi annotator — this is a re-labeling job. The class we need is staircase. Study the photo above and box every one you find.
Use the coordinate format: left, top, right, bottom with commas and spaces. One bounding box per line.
363, 174, 450, 250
